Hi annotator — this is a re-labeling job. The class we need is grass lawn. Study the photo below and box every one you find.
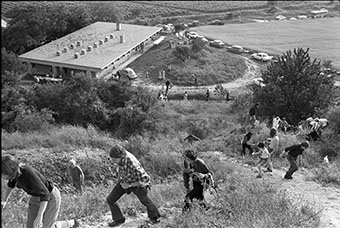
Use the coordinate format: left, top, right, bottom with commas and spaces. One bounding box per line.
194, 17, 340, 68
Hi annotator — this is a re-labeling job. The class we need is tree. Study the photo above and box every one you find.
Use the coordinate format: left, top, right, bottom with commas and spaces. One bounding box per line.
173, 46, 191, 62
1, 48, 27, 74
2, 4, 92, 54
251, 48, 335, 125
191, 38, 205, 53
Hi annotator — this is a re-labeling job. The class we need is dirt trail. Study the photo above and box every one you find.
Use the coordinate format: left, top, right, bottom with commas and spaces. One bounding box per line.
132, 57, 262, 94
202, 151, 340, 228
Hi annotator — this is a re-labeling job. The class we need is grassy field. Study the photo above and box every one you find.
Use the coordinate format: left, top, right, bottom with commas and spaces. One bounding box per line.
194, 17, 340, 68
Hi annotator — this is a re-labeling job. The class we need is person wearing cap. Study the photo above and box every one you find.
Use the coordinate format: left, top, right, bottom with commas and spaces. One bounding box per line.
106, 144, 160, 227
281, 141, 310, 179
68, 159, 85, 194
2, 154, 79, 228
182, 149, 211, 212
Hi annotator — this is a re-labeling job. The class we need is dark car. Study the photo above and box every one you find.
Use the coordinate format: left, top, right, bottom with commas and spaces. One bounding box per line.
227, 45, 244, 54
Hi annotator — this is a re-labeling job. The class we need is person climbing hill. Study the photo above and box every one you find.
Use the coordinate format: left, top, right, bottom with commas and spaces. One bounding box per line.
182, 149, 212, 212
243, 102, 260, 129
280, 141, 310, 179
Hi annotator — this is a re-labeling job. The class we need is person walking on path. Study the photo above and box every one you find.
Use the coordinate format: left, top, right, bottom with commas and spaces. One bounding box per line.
280, 141, 310, 179
252, 142, 270, 178
182, 149, 212, 212
243, 103, 260, 129
106, 144, 161, 227
264, 128, 279, 175
183, 91, 188, 101
165, 80, 173, 96
206, 89, 210, 101
241, 131, 254, 156
1, 154, 79, 228
68, 159, 85, 194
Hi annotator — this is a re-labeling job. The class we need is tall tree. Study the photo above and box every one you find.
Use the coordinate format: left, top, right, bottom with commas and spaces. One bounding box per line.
2, 4, 93, 54
251, 48, 335, 125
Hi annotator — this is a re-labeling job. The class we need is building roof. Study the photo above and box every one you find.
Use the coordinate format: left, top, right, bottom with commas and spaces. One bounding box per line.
19, 22, 162, 70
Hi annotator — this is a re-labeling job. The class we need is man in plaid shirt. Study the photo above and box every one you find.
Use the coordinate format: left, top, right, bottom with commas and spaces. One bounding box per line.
106, 144, 160, 227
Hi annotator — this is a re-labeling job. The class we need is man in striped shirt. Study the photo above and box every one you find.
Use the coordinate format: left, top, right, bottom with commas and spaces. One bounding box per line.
106, 144, 160, 227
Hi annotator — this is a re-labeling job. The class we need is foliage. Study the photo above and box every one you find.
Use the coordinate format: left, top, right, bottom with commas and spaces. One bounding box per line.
2, 4, 92, 54
173, 45, 191, 62
251, 48, 335, 125
10, 104, 55, 133
191, 38, 205, 53
1, 71, 21, 89
309, 160, 340, 186
326, 106, 340, 135
86, 2, 122, 22
1, 48, 26, 74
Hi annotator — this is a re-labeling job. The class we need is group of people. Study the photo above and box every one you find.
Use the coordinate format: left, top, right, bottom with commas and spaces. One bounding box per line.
158, 80, 174, 102
2, 143, 216, 227
299, 116, 329, 141
241, 102, 313, 180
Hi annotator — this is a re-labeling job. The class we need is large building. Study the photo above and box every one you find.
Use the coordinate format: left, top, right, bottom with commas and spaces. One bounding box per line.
19, 22, 162, 79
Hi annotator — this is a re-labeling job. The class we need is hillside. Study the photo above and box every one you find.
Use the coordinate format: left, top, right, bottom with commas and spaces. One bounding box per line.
128, 34, 248, 87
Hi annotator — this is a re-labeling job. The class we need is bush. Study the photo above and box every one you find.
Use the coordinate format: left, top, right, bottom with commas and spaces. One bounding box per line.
10, 104, 55, 133
326, 106, 340, 135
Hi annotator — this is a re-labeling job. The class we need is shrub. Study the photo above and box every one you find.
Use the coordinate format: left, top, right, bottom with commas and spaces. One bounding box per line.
10, 104, 55, 133
252, 48, 335, 125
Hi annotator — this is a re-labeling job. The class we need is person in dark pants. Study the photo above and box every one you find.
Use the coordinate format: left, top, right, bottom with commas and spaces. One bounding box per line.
1, 154, 79, 228
106, 144, 160, 227
206, 89, 210, 101
68, 159, 85, 194
182, 149, 211, 212
280, 141, 310, 179
241, 132, 254, 156
165, 80, 173, 96
244, 102, 260, 128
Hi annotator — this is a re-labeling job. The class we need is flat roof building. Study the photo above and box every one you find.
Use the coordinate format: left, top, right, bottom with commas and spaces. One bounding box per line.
19, 22, 162, 79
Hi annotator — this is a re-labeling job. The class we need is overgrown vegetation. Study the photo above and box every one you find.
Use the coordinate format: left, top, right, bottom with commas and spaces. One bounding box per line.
250, 48, 336, 125
1, 2, 340, 226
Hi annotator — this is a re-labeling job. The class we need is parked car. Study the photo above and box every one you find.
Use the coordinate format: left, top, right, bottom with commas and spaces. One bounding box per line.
251, 52, 274, 61
189, 20, 200, 27
200, 37, 209, 43
117, 67, 138, 80
275, 15, 287, 20
208, 20, 224, 25
209, 40, 225, 48
227, 45, 244, 54
187, 31, 200, 39
297, 15, 308, 20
